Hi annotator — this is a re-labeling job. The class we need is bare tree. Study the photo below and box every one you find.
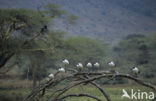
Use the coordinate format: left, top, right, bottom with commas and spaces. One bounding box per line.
24, 68, 156, 101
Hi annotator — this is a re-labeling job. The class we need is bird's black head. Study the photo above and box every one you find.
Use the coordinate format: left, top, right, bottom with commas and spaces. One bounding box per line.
44, 25, 47, 29
131, 67, 135, 69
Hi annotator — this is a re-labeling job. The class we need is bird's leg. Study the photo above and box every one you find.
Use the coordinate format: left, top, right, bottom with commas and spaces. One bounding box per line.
112, 72, 116, 79
111, 70, 119, 80
134, 73, 138, 78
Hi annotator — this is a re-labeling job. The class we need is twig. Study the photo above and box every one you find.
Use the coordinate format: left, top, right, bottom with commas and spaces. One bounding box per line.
83, 75, 112, 101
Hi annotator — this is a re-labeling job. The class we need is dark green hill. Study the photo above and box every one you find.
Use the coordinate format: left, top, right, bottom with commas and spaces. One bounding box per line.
0, 0, 156, 43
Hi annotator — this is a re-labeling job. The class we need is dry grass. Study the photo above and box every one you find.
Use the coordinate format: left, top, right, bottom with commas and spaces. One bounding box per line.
0, 79, 32, 88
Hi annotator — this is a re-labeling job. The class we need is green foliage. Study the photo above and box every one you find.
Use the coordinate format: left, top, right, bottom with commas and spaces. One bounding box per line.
0, 9, 47, 35
0, 9, 42, 70
114, 34, 149, 65
113, 34, 156, 81
54, 37, 107, 70
0, 9, 48, 67
0, 7, 67, 82
20, 31, 65, 80
1, 5, 156, 88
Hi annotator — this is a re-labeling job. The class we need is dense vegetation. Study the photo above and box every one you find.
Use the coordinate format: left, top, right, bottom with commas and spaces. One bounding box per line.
0, 3, 156, 101
0, 7, 156, 84
1, 0, 156, 43
113, 34, 156, 83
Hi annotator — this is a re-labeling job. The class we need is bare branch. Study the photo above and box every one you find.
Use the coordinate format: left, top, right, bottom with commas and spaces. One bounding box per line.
24, 71, 156, 101
77, 73, 156, 92
83, 75, 112, 101
24, 74, 74, 101
0, 61, 17, 75
0, 53, 14, 69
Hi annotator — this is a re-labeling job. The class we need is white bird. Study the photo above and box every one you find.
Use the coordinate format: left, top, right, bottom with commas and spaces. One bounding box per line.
108, 61, 115, 67
77, 63, 83, 68
48, 73, 54, 79
94, 62, 100, 68
86, 62, 92, 68
108, 61, 116, 73
58, 68, 65, 72
121, 89, 130, 99
132, 67, 140, 74
77, 63, 83, 71
63, 59, 69, 65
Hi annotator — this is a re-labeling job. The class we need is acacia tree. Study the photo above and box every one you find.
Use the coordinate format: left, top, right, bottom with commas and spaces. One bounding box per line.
0, 5, 70, 88
0, 9, 48, 69
0, 4, 67, 73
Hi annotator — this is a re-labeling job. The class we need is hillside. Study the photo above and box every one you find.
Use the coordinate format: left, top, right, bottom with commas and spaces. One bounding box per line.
0, 0, 156, 43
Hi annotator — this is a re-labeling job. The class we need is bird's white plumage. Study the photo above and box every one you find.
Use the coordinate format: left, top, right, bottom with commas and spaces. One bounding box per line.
58, 68, 65, 72
48, 73, 54, 79
132, 67, 139, 74
108, 61, 115, 67
76, 63, 83, 71
77, 63, 83, 68
63, 59, 69, 65
86, 62, 92, 67
94, 62, 100, 67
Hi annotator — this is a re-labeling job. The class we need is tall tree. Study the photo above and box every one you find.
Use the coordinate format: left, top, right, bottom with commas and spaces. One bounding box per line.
0, 9, 47, 69
113, 34, 150, 65
0, 4, 67, 69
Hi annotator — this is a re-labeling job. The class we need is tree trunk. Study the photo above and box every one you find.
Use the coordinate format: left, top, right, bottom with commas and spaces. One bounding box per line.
0, 53, 14, 68
32, 61, 37, 88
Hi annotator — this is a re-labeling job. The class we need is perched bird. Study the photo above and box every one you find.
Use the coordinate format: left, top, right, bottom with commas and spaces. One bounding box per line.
77, 63, 83, 71
132, 67, 140, 77
63, 59, 69, 65
108, 61, 116, 67
48, 73, 54, 79
86, 62, 92, 68
40, 25, 48, 33
58, 68, 65, 72
108, 61, 116, 73
43, 25, 47, 29
94, 62, 100, 68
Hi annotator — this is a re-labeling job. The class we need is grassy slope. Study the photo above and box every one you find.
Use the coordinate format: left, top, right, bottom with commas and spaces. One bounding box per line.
0, 0, 156, 43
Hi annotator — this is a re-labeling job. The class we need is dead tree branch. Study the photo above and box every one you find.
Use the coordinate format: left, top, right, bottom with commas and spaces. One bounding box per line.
83, 75, 112, 101
24, 71, 156, 101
